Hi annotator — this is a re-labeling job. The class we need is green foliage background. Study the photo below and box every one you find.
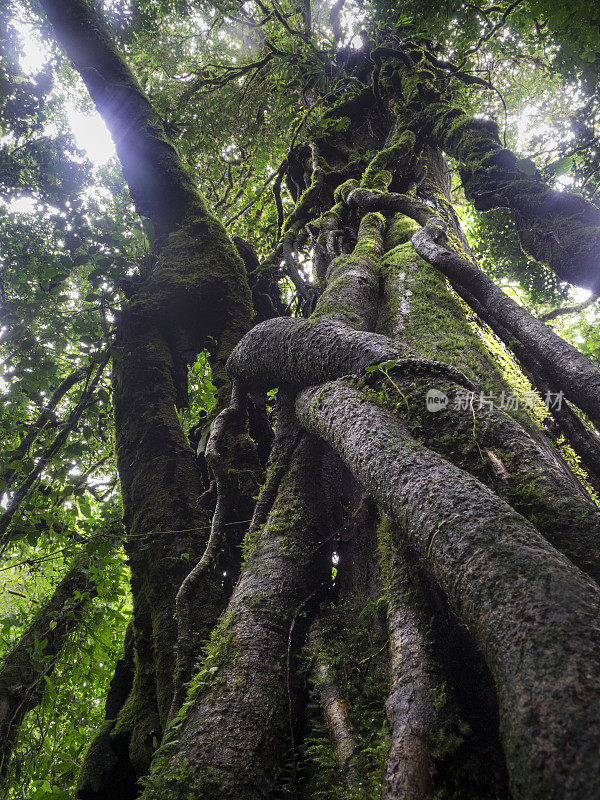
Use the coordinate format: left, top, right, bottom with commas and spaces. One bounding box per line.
1, 0, 600, 795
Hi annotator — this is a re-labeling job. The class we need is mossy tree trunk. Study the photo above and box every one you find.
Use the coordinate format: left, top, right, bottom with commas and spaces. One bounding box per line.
22, 11, 600, 800
37, 1, 260, 795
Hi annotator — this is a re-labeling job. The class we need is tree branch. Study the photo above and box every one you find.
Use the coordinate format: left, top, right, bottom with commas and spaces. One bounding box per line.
296, 377, 600, 800
412, 225, 600, 430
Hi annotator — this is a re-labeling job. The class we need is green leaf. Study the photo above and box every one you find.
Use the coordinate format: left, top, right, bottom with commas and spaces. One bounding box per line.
141, 218, 155, 247
515, 158, 538, 176
546, 155, 574, 176
78, 496, 92, 517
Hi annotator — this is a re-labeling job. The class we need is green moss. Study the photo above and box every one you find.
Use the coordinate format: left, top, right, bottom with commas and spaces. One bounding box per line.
76, 719, 119, 794
312, 300, 363, 326
112, 653, 161, 774
334, 179, 359, 203
353, 212, 385, 259
361, 130, 416, 191
135, 199, 252, 332
142, 759, 225, 800
383, 214, 420, 249
312, 202, 345, 232
185, 609, 238, 702
554, 436, 599, 504
126, 198, 253, 412
377, 217, 542, 428
283, 171, 326, 234
298, 597, 390, 799
310, 213, 383, 327
241, 520, 263, 565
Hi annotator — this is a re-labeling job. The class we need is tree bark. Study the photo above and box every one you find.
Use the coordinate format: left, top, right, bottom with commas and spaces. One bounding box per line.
38, 0, 197, 238
142, 427, 331, 799
307, 616, 359, 786
389, 56, 600, 290
379, 518, 441, 800
412, 224, 600, 430
296, 379, 600, 800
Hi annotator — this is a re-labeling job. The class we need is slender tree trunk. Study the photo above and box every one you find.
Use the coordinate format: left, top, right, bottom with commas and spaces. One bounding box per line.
0, 533, 114, 783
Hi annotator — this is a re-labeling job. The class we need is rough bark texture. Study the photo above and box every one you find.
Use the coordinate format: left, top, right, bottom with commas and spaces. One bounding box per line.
378, 525, 440, 800
229, 326, 600, 586
448, 279, 600, 491
141, 430, 331, 799
296, 380, 600, 800
373, 206, 600, 574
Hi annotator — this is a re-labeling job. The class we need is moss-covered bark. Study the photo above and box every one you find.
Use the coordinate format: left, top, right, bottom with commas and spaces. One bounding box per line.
373, 213, 600, 582
385, 56, 600, 290
39, 4, 262, 793
77, 315, 227, 798
141, 431, 331, 799
412, 224, 600, 430
297, 379, 600, 800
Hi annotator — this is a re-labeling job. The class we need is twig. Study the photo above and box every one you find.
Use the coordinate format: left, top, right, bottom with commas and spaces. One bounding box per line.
539, 295, 598, 322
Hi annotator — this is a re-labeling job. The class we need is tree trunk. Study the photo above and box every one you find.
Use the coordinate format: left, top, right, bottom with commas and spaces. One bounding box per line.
22, 15, 600, 799
0, 533, 114, 783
